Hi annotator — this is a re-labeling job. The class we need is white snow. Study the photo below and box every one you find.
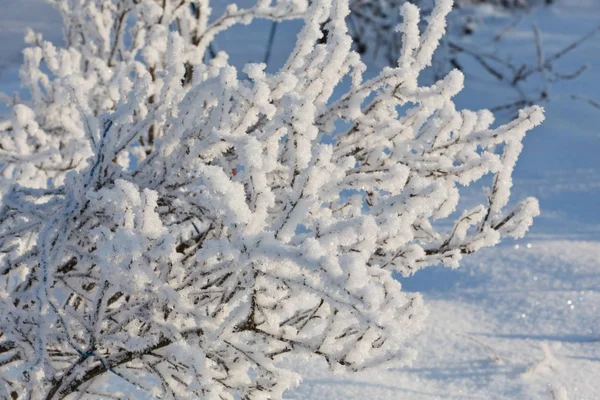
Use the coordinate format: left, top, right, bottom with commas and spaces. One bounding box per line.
0, 0, 598, 398
284, 241, 600, 399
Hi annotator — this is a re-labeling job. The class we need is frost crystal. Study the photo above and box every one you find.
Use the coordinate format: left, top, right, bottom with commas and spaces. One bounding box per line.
0, 0, 542, 398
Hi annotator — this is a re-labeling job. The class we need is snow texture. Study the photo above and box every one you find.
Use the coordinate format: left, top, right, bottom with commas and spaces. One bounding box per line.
0, 0, 598, 399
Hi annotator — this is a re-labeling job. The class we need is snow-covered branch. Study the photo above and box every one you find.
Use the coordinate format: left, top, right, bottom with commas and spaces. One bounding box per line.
0, 0, 542, 398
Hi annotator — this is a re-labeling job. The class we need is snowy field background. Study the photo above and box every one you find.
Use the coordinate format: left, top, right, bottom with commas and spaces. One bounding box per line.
1, 0, 598, 398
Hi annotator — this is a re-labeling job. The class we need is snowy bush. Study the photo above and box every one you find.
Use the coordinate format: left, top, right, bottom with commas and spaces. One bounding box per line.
346, 0, 538, 61
0, 0, 543, 398
346, 0, 594, 115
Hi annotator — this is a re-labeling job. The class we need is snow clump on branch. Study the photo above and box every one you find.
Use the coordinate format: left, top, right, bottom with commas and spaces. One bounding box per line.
0, 0, 542, 398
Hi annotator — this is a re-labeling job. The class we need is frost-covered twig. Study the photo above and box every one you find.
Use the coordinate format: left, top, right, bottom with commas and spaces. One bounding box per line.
0, 0, 543, 398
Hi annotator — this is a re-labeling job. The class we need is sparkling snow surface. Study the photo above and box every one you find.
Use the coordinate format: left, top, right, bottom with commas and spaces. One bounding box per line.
285, 241, 600, 399
1, 0, 598, 398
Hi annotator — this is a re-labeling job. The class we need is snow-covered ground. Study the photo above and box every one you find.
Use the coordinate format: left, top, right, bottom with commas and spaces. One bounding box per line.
0, 0, 62, 72
0, 0, 598, 399
285, 241, 600, 399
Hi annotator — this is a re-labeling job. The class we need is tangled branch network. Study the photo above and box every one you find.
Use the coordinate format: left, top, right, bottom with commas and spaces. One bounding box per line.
0, 0, 542, 398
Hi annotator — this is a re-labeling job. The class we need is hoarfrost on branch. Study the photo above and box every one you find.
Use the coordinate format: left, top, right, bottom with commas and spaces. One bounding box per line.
0, 0, 542, 398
